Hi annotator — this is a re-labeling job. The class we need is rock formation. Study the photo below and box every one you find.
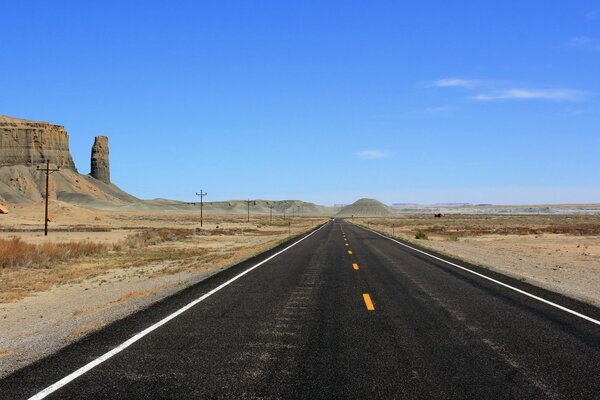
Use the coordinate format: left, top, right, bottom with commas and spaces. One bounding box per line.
0, 115, 140, 208
90, 136, 110, 184
0, 116, 77, 170
335, 198, 395, 217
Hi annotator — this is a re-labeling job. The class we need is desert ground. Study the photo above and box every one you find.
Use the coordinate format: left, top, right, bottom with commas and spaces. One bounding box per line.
2, 200, 600, 379
0, 201, 326, 377
354, 214, 600, 308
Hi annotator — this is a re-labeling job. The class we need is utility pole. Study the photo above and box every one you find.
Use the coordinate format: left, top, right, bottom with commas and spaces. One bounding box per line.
36, 160, 60, 236
195, 190, 207, 227
267, 202, 275, 223
392, 223, 395, 237
297, 205, 300, 218
283, 208, 286, 220
246, 199, 255, 222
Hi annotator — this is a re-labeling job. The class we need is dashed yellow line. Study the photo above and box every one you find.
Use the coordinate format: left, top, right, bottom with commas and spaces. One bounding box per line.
348, 250, 353, 255
352, 263, 359, 270
363, 294, 375, 311
344, 243, 349, 247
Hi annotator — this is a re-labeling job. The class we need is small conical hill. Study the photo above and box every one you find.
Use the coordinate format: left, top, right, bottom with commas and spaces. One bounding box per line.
335, 198, 394, 217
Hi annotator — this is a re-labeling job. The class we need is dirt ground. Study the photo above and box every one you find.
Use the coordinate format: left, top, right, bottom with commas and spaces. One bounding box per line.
0, 201, 325, 377
355, 214, 600, 308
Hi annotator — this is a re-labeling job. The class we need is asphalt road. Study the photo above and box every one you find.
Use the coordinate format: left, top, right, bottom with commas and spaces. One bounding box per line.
2, 220, 600, 399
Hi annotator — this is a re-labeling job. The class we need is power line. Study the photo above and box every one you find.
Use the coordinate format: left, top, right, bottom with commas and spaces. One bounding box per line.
246, 199, 256, 222
195, 190, 207, 227
267, 202, 275, 223
36, 160, 60, 236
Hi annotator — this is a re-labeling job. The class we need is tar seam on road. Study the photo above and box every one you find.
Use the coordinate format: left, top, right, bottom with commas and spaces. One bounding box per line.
363, 294, 375, 311
358, 224, 600, 327
26, 223, 329, 400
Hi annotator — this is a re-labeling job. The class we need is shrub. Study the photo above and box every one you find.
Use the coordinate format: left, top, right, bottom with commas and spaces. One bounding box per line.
447, 235, 459, 242
0, 237, 109, 269
415, 230, 428, 240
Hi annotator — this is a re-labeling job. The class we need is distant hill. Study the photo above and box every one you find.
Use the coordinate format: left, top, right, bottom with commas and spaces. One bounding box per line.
335, 198, 394, 217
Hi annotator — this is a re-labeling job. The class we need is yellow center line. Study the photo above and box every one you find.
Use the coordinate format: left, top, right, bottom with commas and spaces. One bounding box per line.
363, 294, 375, 311
352, 263, 359, 270
348, 250, 353, 255
344, 243, 349, 246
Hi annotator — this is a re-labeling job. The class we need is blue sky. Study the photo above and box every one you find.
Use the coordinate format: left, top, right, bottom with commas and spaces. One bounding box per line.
1, 1, 599, 205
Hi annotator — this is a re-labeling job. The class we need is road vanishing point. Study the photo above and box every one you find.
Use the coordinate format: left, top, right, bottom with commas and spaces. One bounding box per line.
2, 220, 600, 399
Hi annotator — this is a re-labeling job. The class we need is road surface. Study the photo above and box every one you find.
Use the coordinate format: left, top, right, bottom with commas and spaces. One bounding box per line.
2, 220, 600, 399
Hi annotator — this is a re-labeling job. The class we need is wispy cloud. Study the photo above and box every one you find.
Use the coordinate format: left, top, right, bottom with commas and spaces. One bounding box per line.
587, 9, 600, 20
357, 150, 389, 160
432, 78, 481, 89
472, 88, 587, 102
431, 76, 589, 103
568, 36, 600, 51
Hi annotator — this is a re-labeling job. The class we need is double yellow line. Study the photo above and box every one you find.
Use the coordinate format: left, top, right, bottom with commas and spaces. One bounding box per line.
344, 232, 375, 311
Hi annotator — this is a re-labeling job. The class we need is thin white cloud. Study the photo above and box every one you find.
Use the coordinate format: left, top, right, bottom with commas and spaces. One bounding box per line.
357, 150, 389, 160
568, 36, 600, 51
587, 9, 600, 20
472, 88, 587, 102
432, 78, 481, 89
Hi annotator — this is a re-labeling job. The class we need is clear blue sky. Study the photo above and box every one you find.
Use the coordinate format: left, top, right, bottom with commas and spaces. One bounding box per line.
1, 1, 599, 205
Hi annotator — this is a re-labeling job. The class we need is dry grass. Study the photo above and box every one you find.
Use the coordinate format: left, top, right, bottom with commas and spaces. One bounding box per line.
0, 238, 109, 269
357, 214, 600, 239
0, 218, 325, 303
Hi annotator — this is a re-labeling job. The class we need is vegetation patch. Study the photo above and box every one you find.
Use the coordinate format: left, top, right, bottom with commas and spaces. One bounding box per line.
415, 230, 429, 240
0, 238, 109, 269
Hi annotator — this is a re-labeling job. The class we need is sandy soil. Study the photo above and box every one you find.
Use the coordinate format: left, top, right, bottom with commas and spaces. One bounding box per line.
355, 215, 600, 308
0, 202, 325, 377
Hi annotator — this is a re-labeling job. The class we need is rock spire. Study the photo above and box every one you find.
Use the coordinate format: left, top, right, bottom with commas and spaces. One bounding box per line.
90, 136, 110, 184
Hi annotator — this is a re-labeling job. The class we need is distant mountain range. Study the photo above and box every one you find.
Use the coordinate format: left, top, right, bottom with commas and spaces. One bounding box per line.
391, 203, 473, 207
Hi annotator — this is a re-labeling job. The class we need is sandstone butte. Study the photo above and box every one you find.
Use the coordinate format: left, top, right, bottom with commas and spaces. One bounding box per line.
0, 115, 139, 208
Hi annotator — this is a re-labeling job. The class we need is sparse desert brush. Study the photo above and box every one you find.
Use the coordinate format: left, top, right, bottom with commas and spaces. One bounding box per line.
415, 230, 429, 240
124, 229, 195, 248
0, 237, 109, 269
447, 234, 459, 242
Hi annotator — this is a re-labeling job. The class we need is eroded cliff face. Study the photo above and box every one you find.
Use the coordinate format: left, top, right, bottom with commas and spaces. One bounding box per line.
0, 116, 77, 170
90, 136, 110, 184
0, 115, 139, 207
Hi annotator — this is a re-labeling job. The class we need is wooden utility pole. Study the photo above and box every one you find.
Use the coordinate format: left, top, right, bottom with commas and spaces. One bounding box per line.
36, 160, 60, 236
246, 199, 255, 222
195, 190, 207, 227
267, 203, 275, 223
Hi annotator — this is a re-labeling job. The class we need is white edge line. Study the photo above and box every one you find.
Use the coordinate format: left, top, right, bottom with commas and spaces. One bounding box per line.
356, 224, 600, 327
28, 222, 329, 400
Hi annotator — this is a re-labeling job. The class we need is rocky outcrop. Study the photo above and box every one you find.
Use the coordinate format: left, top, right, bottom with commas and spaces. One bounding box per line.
90, 136, 110, 184
0, 116, 77, 170
0, 115, 141, 208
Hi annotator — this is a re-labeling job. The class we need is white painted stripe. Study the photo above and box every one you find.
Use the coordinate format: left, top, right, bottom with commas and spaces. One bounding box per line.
357, 224, 600, 327
28, 223, 329, 400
